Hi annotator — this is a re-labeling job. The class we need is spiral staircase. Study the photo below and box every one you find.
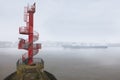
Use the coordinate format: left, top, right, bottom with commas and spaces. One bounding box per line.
16, 3, 52, 80
18, 3, 41, 64
4, 3, 57, 80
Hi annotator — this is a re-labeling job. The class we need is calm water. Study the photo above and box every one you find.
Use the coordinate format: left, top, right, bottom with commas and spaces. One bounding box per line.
0, 47, 120, 80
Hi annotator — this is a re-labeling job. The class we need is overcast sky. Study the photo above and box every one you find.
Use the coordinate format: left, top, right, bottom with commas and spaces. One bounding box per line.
0, 0, 120, 43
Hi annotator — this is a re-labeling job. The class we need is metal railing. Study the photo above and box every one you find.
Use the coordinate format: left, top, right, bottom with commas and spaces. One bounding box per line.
17, 58, 44, 67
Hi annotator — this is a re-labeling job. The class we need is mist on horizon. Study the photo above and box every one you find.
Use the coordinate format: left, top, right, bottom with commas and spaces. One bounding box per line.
0, 0, 120, 43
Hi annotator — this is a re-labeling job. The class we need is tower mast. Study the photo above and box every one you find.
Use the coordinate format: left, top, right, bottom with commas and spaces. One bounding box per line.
19, 3, 41, 64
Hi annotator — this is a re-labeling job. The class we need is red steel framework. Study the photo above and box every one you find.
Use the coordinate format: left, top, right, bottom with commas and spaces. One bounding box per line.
18, 3, 41, 65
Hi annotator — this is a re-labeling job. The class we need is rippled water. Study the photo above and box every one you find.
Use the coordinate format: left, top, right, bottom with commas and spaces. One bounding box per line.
0, 47, 120, 80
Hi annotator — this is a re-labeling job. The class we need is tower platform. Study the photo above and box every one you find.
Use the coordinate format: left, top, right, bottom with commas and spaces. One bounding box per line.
4, 58, 57, 80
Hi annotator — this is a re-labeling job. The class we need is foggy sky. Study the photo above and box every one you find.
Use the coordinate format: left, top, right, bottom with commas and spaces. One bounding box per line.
0, 0, 120, 43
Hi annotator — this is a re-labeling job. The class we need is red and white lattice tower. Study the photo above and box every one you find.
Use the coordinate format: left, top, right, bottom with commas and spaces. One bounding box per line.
18, 3, 41, 65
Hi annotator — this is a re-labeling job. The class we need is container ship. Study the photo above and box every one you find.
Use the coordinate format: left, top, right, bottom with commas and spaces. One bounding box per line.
62, 44, 108, 49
